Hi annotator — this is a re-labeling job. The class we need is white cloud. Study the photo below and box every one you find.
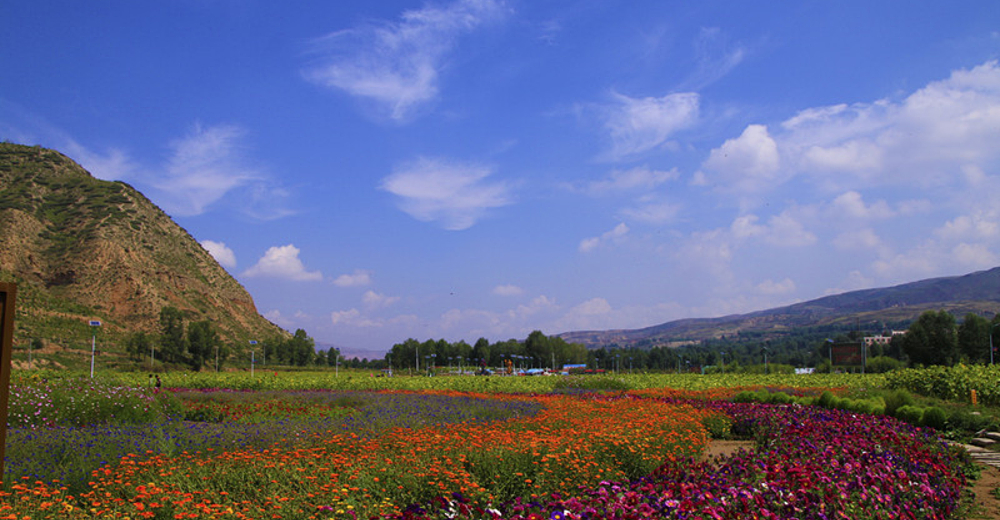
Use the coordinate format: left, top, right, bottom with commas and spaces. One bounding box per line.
331, 309, 361, 325
620, 198, 681, 225
362, 290, 400, 309
936, 212, 1000, 241
571, 297, 613, 316
756, 278, 795, 295
508, 295, 557, 318
764, 212, 817, 247
579, 222, 629, 252
701, 124, 781, 193
829, 191, 894, 219
493, 284, 524, 296
730, 215, 766, 240
604, 92, 699, 159
62, 124, 281, 218
201, 240, 237, 269
729, 212, 815, 247
381, 156, 513, 230
157, 124, 260, 216
953, 242, 998, 268
64, 141, 138, 182
303, 0, 509, 121
832, 228, 884, 251
244, 244, 322, 281
699, 60, 1000, 198
333, 269, 373, 287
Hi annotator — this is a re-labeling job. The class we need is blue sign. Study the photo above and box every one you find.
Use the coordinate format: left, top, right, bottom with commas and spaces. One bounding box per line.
89, 320, 102, 327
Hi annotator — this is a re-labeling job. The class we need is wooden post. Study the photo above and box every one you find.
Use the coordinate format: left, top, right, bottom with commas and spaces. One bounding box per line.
0, 283, 16, 481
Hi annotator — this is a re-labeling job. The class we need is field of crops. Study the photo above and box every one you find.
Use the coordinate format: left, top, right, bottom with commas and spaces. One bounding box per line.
0, 369, 980, 519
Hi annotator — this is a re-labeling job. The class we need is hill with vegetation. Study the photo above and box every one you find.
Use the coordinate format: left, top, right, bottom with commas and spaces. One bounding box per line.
0, 143, 286, 369
559, 267, 1000, 349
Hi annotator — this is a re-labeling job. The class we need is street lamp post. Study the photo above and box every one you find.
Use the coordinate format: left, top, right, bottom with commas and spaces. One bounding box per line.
991, 324, 999, 365
89, 320, 101, 378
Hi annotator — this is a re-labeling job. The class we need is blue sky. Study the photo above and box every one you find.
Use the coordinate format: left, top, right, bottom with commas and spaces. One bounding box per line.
3, 1, 999, 357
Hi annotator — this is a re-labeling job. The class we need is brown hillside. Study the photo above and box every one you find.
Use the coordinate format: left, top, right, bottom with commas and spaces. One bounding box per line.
0, 143, 285, 363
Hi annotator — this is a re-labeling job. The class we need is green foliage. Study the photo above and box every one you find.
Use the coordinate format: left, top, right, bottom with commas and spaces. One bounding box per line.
902, 310, 958, 366
882, 388, 915, 417
957, 313, 994, 363
701, 413, 733, 439
885, 364, 1000, 405
158, 306, 187, 364
865, 355, 903, 373
186, 320, 220, 371
817, 390, 835, 408
895, 405, 925, 426
948, 409, 999, 436
922, 406, 948, 430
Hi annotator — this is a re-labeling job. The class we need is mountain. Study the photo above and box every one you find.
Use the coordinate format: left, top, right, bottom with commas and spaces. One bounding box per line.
0, 143, 285, 367
559, 267, 1000, 348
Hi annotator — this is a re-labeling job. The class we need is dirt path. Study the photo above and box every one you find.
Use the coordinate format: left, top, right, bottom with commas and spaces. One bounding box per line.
968, 463, 1000, 519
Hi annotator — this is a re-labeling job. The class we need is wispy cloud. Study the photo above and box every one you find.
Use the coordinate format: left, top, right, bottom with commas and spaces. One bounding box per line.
579, 222, 629, 253
682, 27, 747, 90
64, 141, 139, 183
201, 240, 237, 269
602, 92, 699, 160
381, 156, 513, 230
492, 284, 524, 296
303, 0, 509, 121
158, 124, 260, 216
244, 244, 322, 281
333, 269, 373, 287
583, 165, 679, 195
63, 123, 291, 219
362, 290, 401, 309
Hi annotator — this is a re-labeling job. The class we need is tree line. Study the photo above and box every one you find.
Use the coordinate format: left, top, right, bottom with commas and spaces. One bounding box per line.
894, 310, 1000, 367
124, 306, 336, 371
384, 331, 589, 372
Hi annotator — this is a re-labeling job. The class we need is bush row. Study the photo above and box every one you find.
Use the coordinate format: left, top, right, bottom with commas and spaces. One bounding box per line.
733, 388, 998, 434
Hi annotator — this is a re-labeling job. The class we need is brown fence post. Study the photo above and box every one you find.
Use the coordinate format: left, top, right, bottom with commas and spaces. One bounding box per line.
0, 283, 16, 481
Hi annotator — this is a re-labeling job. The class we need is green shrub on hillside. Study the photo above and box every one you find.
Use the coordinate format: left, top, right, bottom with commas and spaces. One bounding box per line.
895, 405, 925, 426
883, 388, 916, 418
922, 406, 948, 430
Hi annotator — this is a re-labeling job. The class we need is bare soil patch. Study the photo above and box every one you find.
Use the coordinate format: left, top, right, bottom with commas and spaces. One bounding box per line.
969, 463, 1000, 519
702, 439, 754, 462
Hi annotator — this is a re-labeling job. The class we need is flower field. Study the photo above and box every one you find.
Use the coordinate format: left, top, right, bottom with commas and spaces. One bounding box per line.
0, 371, 974, 519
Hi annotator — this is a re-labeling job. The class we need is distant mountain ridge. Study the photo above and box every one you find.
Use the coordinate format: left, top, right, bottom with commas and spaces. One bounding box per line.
0, 143, 285, 366
558, 267, 1000, 348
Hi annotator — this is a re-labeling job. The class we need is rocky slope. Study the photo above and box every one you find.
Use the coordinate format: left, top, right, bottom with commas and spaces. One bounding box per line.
0, 143, 285, 364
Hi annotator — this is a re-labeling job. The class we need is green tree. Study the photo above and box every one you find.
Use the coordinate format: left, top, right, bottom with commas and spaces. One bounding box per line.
125, 332, 150, 362
902, 310, 958, 366
186, 320, 219, 371
958, 313, 991, 363
158, 306, 186, 364
287, 329, 315, 366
